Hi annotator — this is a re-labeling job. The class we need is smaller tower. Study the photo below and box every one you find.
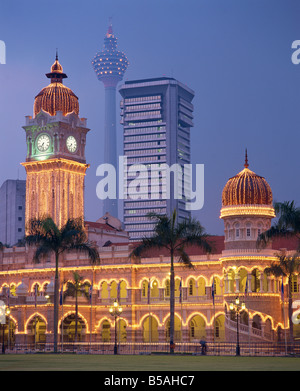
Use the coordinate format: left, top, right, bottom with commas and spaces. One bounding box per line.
220, 151, 275, 250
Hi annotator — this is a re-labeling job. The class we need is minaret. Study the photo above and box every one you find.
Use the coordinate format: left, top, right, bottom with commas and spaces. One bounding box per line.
220, 151, 275, 250
92, 21, 129, 218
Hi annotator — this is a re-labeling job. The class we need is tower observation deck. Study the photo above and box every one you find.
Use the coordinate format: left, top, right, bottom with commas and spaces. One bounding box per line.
92, 23, 129, 219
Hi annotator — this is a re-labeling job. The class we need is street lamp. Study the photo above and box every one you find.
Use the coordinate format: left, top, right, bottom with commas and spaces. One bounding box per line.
109, 300, 123, 355
229, 296, 246, 356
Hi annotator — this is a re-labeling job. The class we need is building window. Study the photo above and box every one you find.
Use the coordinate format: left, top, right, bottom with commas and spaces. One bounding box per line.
234, 223, 240, 239
165, 280, 170, 297
246, 228, 251, 237
18, 228, 22, 233
18, 206, 22, 210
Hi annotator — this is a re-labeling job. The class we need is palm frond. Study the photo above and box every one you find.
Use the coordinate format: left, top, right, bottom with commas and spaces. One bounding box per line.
32, 243, 53, 264
177, 246, 194, 269
130, 235, 167, 258
69, 242, 100, 264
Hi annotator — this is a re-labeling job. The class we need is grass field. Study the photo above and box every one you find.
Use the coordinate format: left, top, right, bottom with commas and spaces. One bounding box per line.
0, 354, 299, 371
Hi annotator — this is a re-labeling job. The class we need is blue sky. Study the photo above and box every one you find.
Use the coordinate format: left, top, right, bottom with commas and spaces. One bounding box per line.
0, 0, 299, 235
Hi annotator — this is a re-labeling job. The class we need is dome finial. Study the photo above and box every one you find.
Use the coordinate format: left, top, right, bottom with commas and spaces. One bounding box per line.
244, 148, 249, 168
56, 48, 58, 61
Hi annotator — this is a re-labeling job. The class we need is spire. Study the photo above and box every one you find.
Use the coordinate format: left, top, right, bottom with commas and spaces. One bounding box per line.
106, 17, 113, 37
46, 52, 67, 83
244, 148, 249, 169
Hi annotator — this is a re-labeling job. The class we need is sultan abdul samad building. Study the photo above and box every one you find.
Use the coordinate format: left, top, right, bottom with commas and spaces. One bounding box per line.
0, 56, 299, 348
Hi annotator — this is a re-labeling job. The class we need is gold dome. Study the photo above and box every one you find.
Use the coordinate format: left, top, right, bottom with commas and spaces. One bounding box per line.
50, 58, 64, 73
222, 152, 273, 207
33, 55, 79, 117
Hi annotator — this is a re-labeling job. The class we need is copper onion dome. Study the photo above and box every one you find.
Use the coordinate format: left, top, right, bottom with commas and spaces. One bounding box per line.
33, 54, 79, 117
221, 150, 273, 207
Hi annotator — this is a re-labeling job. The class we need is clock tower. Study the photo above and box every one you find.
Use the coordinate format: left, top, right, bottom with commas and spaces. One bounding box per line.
21, 55, 90, 229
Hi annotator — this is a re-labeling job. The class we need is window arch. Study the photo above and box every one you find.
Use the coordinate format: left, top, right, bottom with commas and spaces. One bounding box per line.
189, 315, 206, 341
188, 278, 196, 296
246, 222, 252, 238
110, 281, 118, 299
198, 277, 206, 296
234, 223, 240, 239
251, 269, 260, 292
164, 280, 170, 297
141, 280, 148, 299
151, 279, 159, 298
100, 281, 109, 299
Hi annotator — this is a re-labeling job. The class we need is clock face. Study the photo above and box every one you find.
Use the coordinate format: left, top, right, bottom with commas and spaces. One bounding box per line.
66, 136, 77, 153
36, 134, 50, 152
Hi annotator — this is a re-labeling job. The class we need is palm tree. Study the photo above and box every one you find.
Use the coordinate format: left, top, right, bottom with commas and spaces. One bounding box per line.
257, 201, 300, 251
130, 210, 212, 354
264, 253, 300, 342
25, 216, 100, 352
257, 201, 300, 342
62, 271, 91, 343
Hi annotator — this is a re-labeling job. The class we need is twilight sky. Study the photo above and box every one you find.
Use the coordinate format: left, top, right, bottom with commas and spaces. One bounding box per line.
0, 0, 299, 235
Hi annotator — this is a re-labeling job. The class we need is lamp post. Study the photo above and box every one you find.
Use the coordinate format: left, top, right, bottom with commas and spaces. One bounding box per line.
109, 299, 122, 355
229, 296, 246, 356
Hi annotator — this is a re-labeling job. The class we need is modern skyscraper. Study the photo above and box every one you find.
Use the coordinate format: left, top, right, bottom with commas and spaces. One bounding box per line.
92, 22, 129, 218
119, 77, 195, 241
0, 179, 26, 246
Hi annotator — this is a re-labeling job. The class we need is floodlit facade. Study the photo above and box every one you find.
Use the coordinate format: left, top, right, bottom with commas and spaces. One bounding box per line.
0, 59, 299, 349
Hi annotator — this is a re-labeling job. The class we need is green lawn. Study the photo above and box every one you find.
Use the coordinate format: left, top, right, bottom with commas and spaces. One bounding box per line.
0, 354, 299, 371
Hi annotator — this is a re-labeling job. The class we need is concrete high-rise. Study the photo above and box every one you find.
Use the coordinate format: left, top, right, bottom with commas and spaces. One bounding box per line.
0, 179, 26, 246
119, 77, 195, 241
92, 22, 129, 218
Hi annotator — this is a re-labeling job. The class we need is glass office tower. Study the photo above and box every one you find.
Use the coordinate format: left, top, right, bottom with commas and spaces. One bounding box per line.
119, 77, 195, 241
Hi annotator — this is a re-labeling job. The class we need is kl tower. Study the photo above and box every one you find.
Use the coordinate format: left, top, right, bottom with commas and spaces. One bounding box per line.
92, 21, 129, 218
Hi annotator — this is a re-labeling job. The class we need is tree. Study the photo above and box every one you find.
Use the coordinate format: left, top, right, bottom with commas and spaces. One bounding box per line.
62, 271, 91, 343
257, 201, 300, 251
257, 201, 300, 342
264, 253, 300, 342
130, 210, 212, 354
25, 216, 100, 352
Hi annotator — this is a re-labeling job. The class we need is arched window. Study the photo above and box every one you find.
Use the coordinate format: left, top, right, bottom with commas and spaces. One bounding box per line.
251, 269, 260, 292
188, 279, 196, 296
110, 281, 117, 299
100, 281, 109, 299
234, 223, 240, 239
290, 275, 299, 293
198, 277, 206, 296
246, 222, 251, 238
142, 280, 148, 298
165, 280, 170, 297
257, 223, 262, 237
101, 320, 111, 342
151, 279, 159, 298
